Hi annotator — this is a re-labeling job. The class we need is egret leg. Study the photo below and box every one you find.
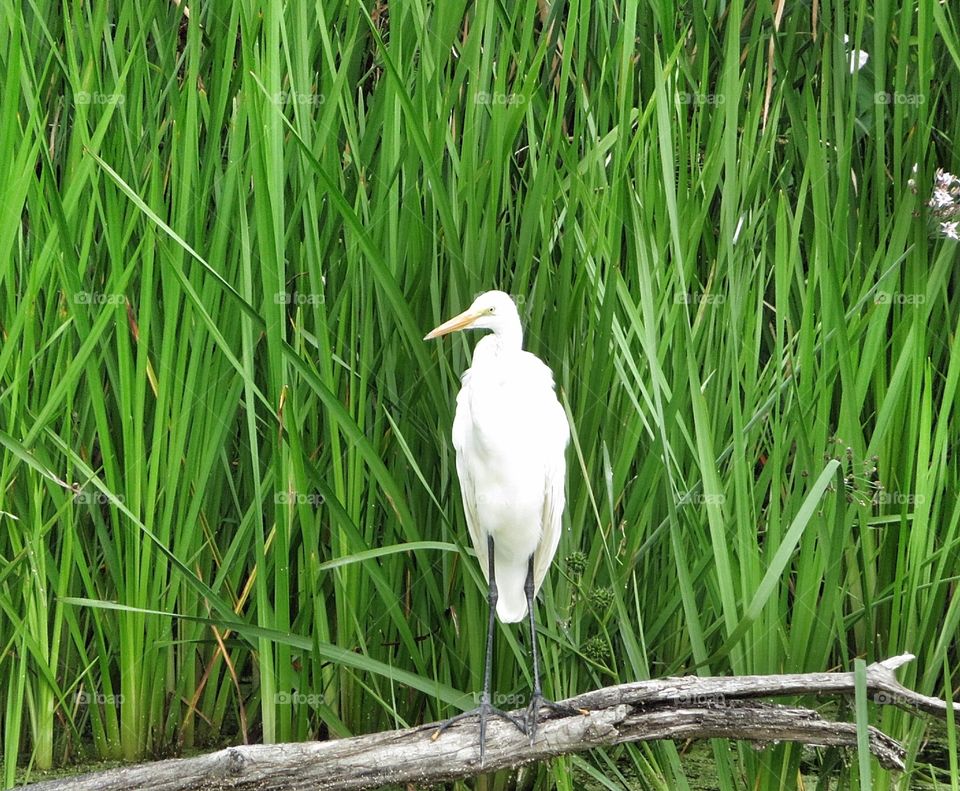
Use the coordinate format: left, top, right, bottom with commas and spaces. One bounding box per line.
523, 556, 588, 743
431, 536, 526, 765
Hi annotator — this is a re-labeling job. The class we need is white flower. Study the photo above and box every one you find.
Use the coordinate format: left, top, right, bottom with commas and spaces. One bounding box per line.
907, 163, 918, 193
843, 35, 869, 73
935, 168, 960, 189
930, 188, 953, 210
923, 167, 960, 238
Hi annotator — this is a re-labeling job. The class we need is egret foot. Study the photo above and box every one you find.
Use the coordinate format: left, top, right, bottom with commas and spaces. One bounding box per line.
525, 693, 589, 744
431, 699, 526, 766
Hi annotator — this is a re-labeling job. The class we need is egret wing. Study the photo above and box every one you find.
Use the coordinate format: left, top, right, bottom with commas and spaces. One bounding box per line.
532, 397, 570, 592
452, 381, 489, 581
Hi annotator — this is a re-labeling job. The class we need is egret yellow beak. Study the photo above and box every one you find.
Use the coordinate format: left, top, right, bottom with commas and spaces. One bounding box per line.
424, 309, 482, 340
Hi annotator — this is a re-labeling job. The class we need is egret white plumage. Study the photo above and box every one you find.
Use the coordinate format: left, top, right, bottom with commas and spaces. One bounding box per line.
424, 290, 581, 762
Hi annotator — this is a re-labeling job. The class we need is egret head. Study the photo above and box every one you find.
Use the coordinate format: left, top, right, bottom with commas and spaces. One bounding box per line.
424, 290, 521, 341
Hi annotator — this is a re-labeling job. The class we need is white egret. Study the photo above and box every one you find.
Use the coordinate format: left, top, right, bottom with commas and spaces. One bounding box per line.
424, 290, 581, 762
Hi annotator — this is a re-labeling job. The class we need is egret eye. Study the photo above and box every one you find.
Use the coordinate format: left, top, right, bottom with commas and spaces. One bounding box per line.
487, 306, 496, 314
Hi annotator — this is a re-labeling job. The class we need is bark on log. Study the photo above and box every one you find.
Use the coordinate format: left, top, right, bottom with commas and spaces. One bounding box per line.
22, 654, 955, 791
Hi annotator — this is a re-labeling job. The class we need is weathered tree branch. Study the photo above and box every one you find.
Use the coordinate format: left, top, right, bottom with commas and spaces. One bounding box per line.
23, 654, 955, 790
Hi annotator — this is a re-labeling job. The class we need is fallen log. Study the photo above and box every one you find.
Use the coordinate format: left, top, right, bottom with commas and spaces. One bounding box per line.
22, 654, 954, 790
